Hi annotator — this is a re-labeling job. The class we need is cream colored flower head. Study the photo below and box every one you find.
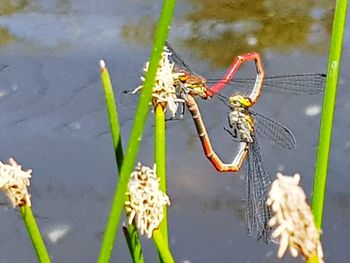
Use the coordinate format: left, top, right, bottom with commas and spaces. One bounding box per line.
132, 46, 184, 117
267, 172, 324, 262
0, 158, 32, 207
125, 162, 170, 238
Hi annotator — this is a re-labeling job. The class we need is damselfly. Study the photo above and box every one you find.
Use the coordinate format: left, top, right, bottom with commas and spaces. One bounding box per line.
178, 44, 300, 241
184, 92, 296, 241
164, 42, 325, 119
123, 43, 322, 241
122, 43, 325, 120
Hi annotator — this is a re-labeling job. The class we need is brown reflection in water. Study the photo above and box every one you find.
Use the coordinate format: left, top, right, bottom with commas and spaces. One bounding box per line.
0, 0, 29, 46
184, 0, 334, 67
121, 16, 157, 45
0, 0, 29, 15
56, 0, 71, 15
0, 27, 16, 46
120, 0, 334, 68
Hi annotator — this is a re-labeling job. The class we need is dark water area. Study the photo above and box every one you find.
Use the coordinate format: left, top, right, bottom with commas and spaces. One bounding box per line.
0, 0, 349, 262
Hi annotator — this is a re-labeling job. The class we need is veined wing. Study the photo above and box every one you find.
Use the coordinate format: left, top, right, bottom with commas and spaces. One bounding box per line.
207, 73, 326, 95
251, 111, 296, 150
165, 43, 325, 95
246, 136, 272, 242
214, 94, 296, 149
165, 42, 200, 76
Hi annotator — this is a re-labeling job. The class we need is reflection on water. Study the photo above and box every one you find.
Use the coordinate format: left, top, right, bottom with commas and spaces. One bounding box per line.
44, 223, 72, 244
0, 0, 333, 66
121, 0, 333, 67
0, 0, 29, 16
0, 27, 16, 46
0, 1, 348, 262
0, 0, 27, 46
122, 16, 156, 45
184, 0, 333, 67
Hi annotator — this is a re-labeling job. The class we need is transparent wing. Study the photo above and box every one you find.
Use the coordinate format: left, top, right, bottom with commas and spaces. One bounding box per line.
246, 136, 272, 242
252, 111, 296, 150
167, 42, 325, 95
165, 42, 199, 76
214, 94, 296, 149
207, 73, 326, 95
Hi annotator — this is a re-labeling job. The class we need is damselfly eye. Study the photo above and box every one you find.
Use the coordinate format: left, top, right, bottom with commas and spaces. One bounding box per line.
178, 71, 189, 83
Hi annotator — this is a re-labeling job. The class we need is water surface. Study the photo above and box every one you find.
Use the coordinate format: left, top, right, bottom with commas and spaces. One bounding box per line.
0, 0, 348, 262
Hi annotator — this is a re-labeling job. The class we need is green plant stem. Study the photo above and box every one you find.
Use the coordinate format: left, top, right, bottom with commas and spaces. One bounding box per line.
311, 0, 348, 229
20, 206, 51, 263
153, 231, 175, 263
122, 225, 144, 263
154, 104, 168, 244
100, 61, 124, 166
97, 1, 176, 262
100, 62, 144, 263
306, 254, 320, 263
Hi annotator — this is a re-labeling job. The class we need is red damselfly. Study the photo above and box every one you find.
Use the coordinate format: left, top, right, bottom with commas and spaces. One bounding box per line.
164, 42, 325, 119
123, 43, 324, 241
185, 90, 296, 241
171, 43, 311, 241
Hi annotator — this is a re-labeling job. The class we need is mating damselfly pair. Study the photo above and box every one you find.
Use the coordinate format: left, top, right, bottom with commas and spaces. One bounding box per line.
124, 42, 325, 241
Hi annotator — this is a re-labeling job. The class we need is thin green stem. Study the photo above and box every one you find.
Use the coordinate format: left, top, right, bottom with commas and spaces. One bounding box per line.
122, 225, 144, 263
20, 206, 51, 263
312, 0, 348, 229
97, 1, 176, 262
100, 61, 144, 263
153, 231, 175, 263
100, 61, 124, 167
154, 104, 168, 244
306, 254, 321, 263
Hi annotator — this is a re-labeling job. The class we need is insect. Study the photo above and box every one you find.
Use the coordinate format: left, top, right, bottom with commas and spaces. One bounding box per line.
123, 43, 324, 241
185, 91, 296, 241
165, 42, 325, 119
176, 44, 303, 241
122, 43, 325, 122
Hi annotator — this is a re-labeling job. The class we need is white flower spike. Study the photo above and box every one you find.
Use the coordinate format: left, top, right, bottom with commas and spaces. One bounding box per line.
267, 173, 324, 263
132, 46, 184, 117
125, 162, 170, 238
0, 158, 32, 207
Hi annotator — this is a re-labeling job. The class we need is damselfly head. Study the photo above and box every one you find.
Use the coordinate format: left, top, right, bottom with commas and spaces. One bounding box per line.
177, 71, 207, 99
229, 95, 252, 108
177, 70, 189, 82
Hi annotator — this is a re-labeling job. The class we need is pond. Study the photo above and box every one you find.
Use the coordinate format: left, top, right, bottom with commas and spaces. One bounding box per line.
0, 0, 349, 262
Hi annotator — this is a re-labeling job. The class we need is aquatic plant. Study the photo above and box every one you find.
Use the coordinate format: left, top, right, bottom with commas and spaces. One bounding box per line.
267, 173, 324, 262
0, 158, 51, 263
97, 1, 176, 262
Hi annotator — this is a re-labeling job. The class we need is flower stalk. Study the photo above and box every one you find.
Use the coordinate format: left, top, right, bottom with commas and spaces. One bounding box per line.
97, 1, 176, 261
155, 104, 168, 244
100, 60, 144, 263
0, 158, 51, 263
267, 173, 324, 263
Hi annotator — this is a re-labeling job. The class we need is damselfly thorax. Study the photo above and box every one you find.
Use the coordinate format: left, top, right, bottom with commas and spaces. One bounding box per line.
227, 95, 255, 143
175, 69, 208, 99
